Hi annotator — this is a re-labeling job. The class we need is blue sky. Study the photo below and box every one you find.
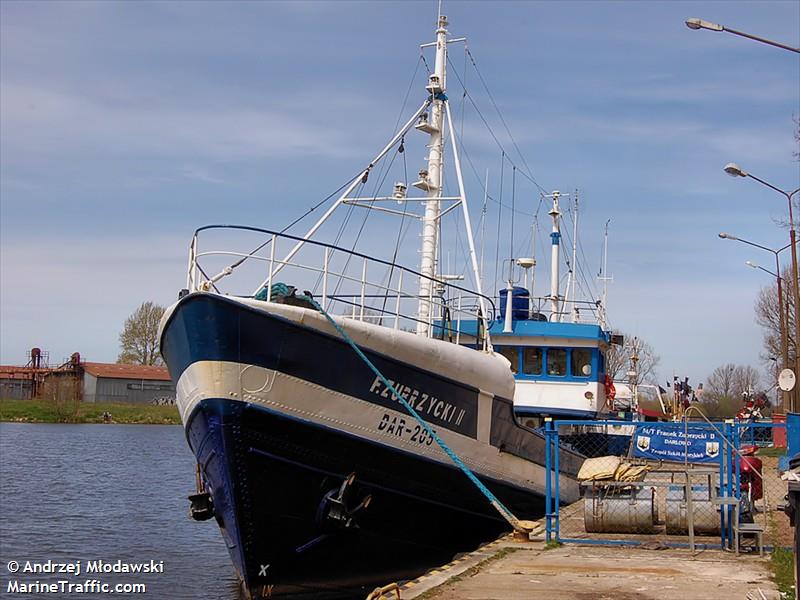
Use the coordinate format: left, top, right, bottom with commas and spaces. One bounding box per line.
1, 1, 798, 391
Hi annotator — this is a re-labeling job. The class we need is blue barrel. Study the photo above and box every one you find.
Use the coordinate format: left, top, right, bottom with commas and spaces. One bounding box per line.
499, 286, 530, 321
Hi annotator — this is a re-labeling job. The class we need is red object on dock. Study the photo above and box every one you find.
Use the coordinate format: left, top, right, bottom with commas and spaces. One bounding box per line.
773, 413, 787, 448
740, 456, 763, 502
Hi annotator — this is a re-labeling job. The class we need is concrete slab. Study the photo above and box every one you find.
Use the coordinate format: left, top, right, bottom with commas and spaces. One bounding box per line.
400, 539, 780, 600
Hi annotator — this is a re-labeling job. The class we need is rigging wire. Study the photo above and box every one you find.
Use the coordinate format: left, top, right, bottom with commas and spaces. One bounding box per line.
492, 152, 505, 296
446, 56, 546, 195
378, 137, 414, 321
329, 142, 405, 301
465, 48, 544, 192
509, 166, 516, 280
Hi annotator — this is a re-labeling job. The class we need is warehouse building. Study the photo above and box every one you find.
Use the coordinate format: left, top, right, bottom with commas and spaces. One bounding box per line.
81, 362, 175, 405
0, 349, 175, 405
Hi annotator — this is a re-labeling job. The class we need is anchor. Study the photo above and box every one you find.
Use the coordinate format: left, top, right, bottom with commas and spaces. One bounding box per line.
295, 473, 372, 554
188, 491, 215, 521
316, 473, 372, 531
188, 463, 215, 521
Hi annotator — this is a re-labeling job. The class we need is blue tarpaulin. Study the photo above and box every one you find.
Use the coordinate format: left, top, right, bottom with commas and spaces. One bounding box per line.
632, 423, 721, 464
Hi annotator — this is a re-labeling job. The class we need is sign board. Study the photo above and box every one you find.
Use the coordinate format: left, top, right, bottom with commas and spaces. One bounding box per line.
778, 368, 796, 392
632, 423, 722, 464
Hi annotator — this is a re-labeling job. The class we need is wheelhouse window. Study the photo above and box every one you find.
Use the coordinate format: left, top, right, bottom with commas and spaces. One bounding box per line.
498, 347, 519, 374
546, 348, 567, 376
572, 348, 593, 377
523, 348, 542, 375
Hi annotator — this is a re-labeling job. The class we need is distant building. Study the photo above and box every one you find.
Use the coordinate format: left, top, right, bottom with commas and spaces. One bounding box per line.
0, 349, 175, 405
0, 367, 36, 400
81, 362, 175, 405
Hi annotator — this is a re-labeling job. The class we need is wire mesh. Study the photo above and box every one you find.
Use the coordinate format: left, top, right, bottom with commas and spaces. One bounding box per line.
548, 419, 791, 553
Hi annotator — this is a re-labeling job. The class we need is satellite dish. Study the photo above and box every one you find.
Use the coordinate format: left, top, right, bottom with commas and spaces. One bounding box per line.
778, 368, 796, 392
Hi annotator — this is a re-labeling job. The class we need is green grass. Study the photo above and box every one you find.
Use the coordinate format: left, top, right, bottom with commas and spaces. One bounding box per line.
0, 398, 180, 425
769, 547, 795, 597
543, 540, 563, 550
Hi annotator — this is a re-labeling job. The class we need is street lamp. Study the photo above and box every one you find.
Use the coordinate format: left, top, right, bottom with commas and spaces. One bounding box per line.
720, 232, 792, 411
745, 261, 788, 403
685, 18, 800, 53
725, 163, 800, 412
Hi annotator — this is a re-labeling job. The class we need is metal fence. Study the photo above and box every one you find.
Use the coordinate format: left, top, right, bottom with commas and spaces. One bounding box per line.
544, 416, 792, 554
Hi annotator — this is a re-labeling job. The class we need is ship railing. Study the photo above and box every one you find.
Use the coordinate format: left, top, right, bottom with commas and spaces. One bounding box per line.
520, 294, 604, 326
187, 225, 495, 345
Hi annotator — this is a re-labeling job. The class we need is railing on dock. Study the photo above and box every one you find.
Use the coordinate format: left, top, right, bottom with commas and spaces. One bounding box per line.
544, 416, 791, 555
186, 225, 496, 347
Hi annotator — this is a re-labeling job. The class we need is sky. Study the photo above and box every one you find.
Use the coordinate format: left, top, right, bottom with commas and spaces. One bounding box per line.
1, 0, 798, 391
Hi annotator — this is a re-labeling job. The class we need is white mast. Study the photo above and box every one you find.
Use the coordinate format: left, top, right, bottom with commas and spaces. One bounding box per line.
569, 191, 579, 322
415, 14, 449, 336
545, 191, 562, 320
598, 218, 612, 329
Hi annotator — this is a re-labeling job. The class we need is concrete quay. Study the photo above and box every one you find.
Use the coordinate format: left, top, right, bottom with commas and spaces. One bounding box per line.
391, 535, 780, 600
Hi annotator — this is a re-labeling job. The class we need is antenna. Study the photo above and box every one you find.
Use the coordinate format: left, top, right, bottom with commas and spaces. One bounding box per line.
597, 218, 613, 328
568, 190, 579, 322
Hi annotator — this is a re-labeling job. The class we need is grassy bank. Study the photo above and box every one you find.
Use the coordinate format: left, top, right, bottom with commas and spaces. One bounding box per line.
770, 547, 794, 597
0, 398, 181, 425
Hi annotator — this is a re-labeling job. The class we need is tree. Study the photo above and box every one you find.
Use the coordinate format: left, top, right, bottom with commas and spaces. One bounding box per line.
754, 264, 796, 370
118, 301, 165, 365
606, 334, 660, 385
703, 363, 764, 418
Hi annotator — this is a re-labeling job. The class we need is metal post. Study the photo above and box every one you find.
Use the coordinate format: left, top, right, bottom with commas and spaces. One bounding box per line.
686, 469, 695, 552
726, 419, 734, 548
360, 257, 367, 321
734, 422, 742, 507
775, 252, 789, 412
455, 295, 462, 344
267, 234, 276, 302
394, 271, 402, 330
553, 423, 561, 541
718, 422, 726, 550
545, 417, 553, 543
322, 247, 329, 311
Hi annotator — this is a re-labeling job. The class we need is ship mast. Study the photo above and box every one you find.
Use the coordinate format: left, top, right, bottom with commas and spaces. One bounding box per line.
544, 191, 563, 320
415, 14, 449, 336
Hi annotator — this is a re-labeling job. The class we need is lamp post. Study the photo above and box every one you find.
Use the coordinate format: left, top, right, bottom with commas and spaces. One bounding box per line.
725, 163, 800, 412
719, 233, 793, 411
744, 259, 788, 411
685, 18, 800, 53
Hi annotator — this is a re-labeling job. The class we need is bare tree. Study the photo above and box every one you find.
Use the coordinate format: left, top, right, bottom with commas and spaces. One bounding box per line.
754, 264, 796, 369
704, 363, 768, 418
606, 334, 660, 385
42, 375, 80, 422
705, 363, 738, 403
118, 301, 165, 365
704, 364, 761, 404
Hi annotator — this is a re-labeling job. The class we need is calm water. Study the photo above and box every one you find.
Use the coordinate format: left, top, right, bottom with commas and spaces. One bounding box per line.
0, 423, 240, 599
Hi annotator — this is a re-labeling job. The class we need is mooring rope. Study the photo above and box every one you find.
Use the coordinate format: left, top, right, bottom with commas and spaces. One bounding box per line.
295, 289, 529, 533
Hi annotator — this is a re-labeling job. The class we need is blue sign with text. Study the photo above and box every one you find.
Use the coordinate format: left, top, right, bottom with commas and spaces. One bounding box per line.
632, 423, 721, 463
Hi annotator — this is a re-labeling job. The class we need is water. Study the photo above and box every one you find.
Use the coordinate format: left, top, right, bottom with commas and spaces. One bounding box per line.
0, 423, 240, 599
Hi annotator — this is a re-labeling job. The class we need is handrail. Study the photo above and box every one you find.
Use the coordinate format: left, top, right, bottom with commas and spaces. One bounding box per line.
188, 225, 497, 348
190, 224, 497, 318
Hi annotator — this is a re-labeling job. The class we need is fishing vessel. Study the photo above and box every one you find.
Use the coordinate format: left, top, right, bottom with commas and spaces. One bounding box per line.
160, 11, 587, 599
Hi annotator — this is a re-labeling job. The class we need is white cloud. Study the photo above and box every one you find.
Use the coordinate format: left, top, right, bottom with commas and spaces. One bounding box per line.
0, 82, 367, 167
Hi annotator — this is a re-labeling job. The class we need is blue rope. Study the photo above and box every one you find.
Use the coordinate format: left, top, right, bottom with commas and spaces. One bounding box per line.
298, 291, 526, 532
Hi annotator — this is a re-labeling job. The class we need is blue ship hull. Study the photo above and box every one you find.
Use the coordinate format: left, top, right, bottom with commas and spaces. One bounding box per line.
185, 397, 544, 598
162, 293, 582, 598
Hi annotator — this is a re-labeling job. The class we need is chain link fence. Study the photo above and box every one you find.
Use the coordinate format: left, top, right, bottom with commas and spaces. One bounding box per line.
544, 417, 791, 554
